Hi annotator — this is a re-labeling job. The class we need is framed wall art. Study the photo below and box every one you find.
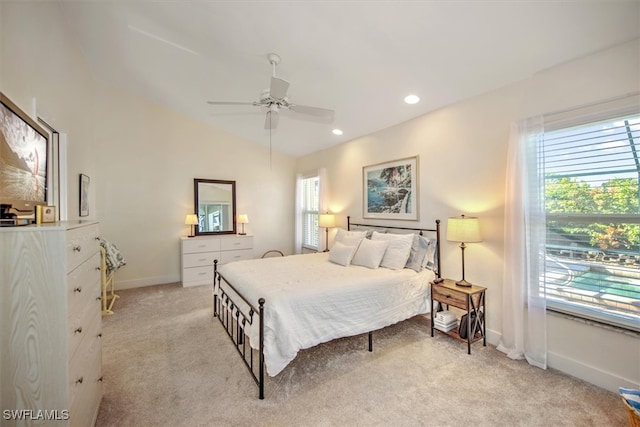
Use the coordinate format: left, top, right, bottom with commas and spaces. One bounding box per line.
79, 174, 89, 217
363, 156, 418, 220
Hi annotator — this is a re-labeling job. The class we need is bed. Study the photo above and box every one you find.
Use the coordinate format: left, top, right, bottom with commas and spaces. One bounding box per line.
213, 217, 441, 399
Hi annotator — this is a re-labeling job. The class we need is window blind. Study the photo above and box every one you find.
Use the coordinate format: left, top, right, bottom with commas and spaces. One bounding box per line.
541, 109, 640, 331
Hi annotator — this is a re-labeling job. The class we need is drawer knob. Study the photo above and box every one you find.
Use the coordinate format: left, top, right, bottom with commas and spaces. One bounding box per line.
73, 245, 82, 252
96, 296, 102, 301
98, 376, 103, 382
74, 326, 83, 334
74, 287, 82, 293
97, 333, 102, 338
95, 236, 101, 241
75, 377, 83, 385
96, 267, 101, 271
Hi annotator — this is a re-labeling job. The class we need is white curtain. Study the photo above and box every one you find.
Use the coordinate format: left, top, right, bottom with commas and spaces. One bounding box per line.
497, 116, 548, 369
294, 173, 304, 254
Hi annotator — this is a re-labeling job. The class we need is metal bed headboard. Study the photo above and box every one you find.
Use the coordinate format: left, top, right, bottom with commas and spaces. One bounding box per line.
347, 216, 441, 278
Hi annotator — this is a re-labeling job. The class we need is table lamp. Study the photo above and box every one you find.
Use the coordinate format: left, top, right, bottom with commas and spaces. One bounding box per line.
447, 214, 482, 287
318, 213, 336, 252
237, 214, 249, 235
185, 214, 198, 238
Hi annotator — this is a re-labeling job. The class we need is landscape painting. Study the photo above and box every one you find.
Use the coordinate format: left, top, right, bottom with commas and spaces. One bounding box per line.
363, 156, 418, 220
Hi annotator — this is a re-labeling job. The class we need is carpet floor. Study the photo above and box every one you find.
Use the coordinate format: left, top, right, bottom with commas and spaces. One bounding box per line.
95, 283, 624, 427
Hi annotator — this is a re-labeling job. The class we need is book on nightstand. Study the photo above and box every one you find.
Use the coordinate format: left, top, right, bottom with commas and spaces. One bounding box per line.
435, 310, 457, 323
434, 316, 458, 332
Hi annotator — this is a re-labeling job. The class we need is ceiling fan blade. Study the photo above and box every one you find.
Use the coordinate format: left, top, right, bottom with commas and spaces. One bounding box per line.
265, 111, 279, 129
270, 77, 290, 99
207, 101, 259, 106
289, 104, 334, 119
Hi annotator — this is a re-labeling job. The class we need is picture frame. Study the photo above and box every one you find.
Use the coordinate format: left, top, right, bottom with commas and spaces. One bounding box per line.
363, 156, 418, 220
37, 205, 57, 223
79, 174, 89, 217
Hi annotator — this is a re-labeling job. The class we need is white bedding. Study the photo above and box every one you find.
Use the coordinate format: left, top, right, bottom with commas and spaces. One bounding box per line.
217, 252, 435, 376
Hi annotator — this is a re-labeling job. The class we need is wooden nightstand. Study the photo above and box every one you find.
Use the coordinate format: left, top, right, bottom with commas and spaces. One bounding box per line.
430, 279, 486, 354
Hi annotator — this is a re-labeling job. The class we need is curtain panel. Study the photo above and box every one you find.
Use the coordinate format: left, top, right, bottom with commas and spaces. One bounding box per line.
498, 116, 548, 369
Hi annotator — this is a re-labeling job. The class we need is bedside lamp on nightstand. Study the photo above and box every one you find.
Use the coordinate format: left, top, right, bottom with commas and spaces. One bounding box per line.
447, 214, 482, 287
318, 213, 336, 252
185, 214, 198, 238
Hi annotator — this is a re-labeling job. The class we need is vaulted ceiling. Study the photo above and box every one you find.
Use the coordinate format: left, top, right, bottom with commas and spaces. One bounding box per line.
59, 1, 639, 157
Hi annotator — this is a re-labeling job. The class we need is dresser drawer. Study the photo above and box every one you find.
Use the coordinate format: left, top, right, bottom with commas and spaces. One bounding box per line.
68, 253, 101, 316
219, 249, 252, 264
183, 252, 219, 268
66, 224, 100, 273
183, 238, 221, 254
68, 287, 101, 361
183, 265, 214, 284
221, 236, 253, 251
69, 315, 102, 427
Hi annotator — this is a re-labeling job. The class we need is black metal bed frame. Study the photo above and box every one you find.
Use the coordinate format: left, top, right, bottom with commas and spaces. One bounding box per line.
212, 217, 441, 399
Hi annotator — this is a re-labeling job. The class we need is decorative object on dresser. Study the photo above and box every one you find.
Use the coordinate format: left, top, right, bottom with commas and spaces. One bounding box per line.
237, 214, 249, 235
185, 214, 198, 238
430, 278, 486, 354
79, 173, 90, 217
446, 214, 482, 287
36, 204, 57, 224
181, 234, 253, 287
318, 212, 336, 252
363, 156, 418, 220
213, 217, 441, 399
0, 221, 103, 425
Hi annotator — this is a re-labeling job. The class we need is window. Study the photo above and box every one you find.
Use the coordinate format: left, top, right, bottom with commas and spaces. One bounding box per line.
540, 109, 640, 331
301, 175, 320, 250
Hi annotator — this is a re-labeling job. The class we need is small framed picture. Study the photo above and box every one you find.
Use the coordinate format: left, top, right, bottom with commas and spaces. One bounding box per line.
37, 205, 56, 223
79, 174, 90, 217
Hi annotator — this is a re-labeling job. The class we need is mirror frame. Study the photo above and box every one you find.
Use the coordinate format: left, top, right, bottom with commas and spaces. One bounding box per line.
194, 178, 237, 236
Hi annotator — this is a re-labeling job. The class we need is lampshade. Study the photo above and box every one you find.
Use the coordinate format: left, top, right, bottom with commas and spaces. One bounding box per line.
318, 213, 336, 228
447, 216, 482, 243
237, 214, 249, 224
185, 214, 198, 225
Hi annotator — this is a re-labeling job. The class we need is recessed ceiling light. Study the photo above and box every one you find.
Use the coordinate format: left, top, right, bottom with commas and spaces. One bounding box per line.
332, 129, 343, 135
404, 94, 420, 104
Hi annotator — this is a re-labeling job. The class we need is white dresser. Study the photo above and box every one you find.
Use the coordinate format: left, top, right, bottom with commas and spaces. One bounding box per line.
0, 221, 103, 427
181, 234, 253, 287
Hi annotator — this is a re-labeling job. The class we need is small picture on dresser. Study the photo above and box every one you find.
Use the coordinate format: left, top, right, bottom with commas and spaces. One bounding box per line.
79, 174, 89, 217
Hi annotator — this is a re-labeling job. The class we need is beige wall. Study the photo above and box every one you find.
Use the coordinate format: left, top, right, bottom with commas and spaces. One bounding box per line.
1, 2, 297, 288
297, 39, 640, 391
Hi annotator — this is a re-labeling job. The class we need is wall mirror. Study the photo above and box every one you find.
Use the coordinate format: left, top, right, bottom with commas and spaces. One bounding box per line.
194, 178, 236, 235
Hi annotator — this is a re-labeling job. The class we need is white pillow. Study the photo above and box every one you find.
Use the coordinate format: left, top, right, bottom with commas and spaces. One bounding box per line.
405, 234, 430, 272
334, 228, 367, 244
329, 241, 357, 266
351, 238, 389, 269
371, 231, 414, 270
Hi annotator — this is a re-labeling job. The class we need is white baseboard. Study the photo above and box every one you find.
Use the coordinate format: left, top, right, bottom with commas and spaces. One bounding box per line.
115, 274, 181, 290
548, 351, 639, 393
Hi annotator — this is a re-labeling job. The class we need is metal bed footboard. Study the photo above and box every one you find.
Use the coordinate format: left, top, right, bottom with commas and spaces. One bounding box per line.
213, 260, 265, 399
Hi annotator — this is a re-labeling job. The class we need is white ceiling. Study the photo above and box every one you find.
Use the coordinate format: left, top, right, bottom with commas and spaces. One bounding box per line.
59, 1, 639, 157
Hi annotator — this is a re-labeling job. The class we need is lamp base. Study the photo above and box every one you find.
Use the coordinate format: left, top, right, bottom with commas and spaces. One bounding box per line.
238, 232, 247, 235
455, 279, 472, 287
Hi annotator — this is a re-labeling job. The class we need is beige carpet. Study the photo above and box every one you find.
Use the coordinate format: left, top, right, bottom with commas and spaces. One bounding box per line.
95, 283, 624, 427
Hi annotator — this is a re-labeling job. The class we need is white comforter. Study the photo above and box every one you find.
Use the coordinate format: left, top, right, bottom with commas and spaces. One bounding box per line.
217, 252, 435, 376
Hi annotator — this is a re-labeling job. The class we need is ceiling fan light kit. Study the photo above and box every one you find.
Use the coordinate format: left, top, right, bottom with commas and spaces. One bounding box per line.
207, 53, 334, 130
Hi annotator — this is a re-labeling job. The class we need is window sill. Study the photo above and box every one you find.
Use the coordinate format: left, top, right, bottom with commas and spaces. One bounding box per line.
547, 306, 640, 337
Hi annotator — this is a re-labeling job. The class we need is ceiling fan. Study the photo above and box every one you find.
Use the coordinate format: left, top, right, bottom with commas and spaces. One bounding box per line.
207, 53, 334, 130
